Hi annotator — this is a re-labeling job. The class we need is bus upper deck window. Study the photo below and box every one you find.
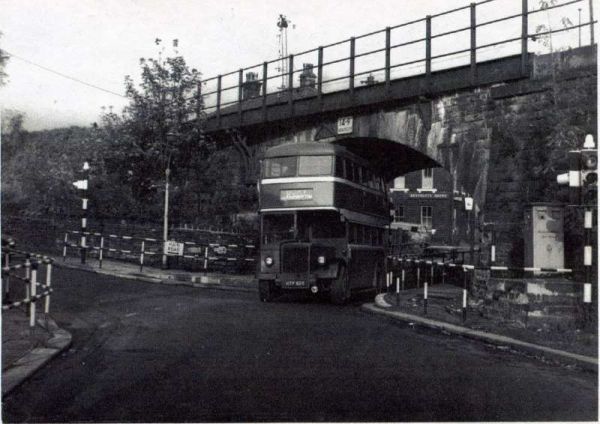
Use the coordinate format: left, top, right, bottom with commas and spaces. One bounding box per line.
298, 155, 333, 176
265, 157, 297, 178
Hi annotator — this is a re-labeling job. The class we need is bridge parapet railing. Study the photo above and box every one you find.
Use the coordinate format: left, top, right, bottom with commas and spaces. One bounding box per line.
63, 230, 257, 274
2, 245, 55, 328
195, 0, 596, 127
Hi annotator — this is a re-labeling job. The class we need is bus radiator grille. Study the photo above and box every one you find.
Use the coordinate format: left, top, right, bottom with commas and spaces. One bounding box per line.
281, 245, 309, 273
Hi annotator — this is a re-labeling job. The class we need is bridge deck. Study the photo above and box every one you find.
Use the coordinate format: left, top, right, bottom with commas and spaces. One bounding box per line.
204, 54, 528, 133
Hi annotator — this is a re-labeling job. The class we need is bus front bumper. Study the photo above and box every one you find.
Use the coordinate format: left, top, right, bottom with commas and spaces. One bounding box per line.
257, 271, 335, 291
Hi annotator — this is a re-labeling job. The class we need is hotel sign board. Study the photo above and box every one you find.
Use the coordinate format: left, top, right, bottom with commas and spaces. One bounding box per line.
408, 193, 449, 199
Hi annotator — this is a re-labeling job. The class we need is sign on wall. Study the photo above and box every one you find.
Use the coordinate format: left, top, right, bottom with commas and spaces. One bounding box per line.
337, 116, 353, 135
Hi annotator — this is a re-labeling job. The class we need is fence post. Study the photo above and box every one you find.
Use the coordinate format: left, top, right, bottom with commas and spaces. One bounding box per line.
423, 281, 428, 315
25, 255, 31, 306
385, 26, 391, 91
416, 263, 421, 288
470, 2, 477, 85
442, 263, 446, 285
521, 0, 529, 76
262, 61, 268, 121
584, 207, 593, 322
29, 262, 37, 328
140, 240, 145, 272
425, 15, 432, 92
349, 37, 355, 97
462, 267, 468, 322
80, 162, 90, 264
590, 0, 595, 45
44, 259, 52, 314
401, 265, 405, 291
63, 233, 68, 261
238, 68, 243, 125
216, 74, 222, 128
3, 251, 10, 303
99, 236, 104, 269
317, 46, 324, 104
204, 246, 209, 271
288, 54, 294, 115
395, 275, 400, 305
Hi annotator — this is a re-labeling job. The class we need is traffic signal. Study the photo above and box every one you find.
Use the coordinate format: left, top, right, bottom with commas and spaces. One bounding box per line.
580, 148, 597, 205
556, 134, 597, 205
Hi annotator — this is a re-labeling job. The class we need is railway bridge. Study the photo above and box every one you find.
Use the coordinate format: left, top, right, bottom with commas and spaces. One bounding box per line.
200, 0, 597, 264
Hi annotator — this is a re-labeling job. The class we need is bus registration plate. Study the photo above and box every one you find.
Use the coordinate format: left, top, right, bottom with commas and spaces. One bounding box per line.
283, 280, 307, 288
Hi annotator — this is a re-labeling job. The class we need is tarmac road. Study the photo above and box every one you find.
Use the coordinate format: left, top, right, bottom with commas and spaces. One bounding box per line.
2, 267, 597, 422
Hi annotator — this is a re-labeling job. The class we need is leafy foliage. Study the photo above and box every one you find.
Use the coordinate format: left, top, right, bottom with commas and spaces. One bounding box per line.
2, 41, 255, 231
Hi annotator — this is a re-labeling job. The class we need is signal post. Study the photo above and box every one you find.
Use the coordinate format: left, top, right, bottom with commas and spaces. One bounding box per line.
557, 134, 597, 324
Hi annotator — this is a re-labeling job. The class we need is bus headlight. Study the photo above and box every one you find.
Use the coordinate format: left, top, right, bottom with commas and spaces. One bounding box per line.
317, 255, 326, 265
264, 256, 274, 267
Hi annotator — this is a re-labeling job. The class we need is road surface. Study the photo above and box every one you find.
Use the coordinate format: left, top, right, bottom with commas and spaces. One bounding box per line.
3, 267, 597, 422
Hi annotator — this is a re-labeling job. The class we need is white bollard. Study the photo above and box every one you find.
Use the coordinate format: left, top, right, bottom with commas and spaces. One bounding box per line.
30, 265, 37, 328
44, 262, 52, 314
99, 236, 104, 269
63, 233, 68, 261
140, 241, 145, 272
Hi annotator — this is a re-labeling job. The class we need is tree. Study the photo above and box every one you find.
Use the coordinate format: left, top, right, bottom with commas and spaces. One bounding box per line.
98, 39, 207, 223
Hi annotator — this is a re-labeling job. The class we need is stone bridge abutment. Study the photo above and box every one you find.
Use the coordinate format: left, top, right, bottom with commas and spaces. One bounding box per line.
220, 46, 596, 266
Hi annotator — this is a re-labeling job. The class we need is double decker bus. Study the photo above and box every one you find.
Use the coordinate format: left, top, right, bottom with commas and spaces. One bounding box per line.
256, 142, 390, 304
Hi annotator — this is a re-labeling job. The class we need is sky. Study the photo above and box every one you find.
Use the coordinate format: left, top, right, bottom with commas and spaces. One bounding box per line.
0, 0, 592, 131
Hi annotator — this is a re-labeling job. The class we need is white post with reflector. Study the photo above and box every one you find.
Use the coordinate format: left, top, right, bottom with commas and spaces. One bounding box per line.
73, 162, 90, 264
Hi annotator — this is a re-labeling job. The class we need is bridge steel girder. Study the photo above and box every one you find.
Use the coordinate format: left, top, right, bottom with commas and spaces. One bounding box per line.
204, 54, 529, 135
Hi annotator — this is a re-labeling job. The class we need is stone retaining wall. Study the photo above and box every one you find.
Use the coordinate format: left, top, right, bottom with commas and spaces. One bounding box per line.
472, 270, 586, 331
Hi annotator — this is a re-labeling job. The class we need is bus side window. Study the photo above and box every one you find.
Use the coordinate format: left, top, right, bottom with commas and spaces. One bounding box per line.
335, 156, 345, 178
346, 160, 354, 182
364, 226, 371, 245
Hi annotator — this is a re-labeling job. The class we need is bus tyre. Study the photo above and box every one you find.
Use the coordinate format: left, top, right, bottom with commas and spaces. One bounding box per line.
330, 265, 350, 305
259, 280, 275, 302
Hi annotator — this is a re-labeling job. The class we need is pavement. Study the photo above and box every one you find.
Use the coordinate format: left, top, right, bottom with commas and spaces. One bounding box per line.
362, 285, 598, 372
2, 257, 596, 400
2, 308, 72, 397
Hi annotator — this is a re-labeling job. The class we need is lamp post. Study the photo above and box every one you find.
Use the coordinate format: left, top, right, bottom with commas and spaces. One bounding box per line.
162, 162, 171, 270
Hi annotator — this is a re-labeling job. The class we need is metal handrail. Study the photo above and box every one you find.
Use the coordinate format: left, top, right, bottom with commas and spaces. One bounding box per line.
182, 0, 590, 122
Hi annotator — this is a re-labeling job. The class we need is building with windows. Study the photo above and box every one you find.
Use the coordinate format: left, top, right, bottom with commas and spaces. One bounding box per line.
390, 167, 470, 246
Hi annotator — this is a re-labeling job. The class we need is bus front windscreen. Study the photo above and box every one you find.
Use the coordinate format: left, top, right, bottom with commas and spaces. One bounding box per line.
262, 213, 294, 244
263, 155, 333, 178
297, 211, 345, 240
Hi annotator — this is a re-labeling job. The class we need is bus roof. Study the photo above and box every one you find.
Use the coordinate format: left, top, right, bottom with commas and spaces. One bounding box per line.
262, 142, 348, 159
262, 139, 441, 181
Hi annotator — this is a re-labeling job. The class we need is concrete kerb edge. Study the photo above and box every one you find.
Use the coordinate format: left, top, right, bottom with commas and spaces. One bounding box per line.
2, 316, 72, 398
364, 294, 598, 373
53, 261, 258, 293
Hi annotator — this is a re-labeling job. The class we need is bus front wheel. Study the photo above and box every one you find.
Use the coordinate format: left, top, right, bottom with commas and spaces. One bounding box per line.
330, 265, 350, 305
259, 280, 275, 302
